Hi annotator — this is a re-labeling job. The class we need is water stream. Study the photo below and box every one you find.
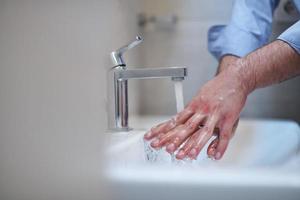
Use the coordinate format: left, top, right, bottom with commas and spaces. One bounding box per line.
143, 80, 189, 164
174, 80, 184, 113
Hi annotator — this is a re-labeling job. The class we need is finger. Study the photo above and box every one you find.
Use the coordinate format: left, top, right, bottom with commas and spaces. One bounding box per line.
231, 119, 239, 137
176, 131, 200, 159
150, 124, 184, 148
144, 121, 172, 140
149, 132, 168, 149
160, 112, 206, 153
166, 135, 191, 154
214, 123, 233, 160
165, 112, 206, 153
185, 112, 206, 131
187, 114, 219, 159
207, 137, 219, 158
152, 112, 205, 148
165, 129, 193, 153
174, 108, 195, 124
144, 120, 178, 140
144, 109, 194, 140
207, 126, 221, 158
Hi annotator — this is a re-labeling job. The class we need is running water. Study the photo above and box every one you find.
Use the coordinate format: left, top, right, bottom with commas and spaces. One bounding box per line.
143, 80, 186, 164
174, 80, 184, 112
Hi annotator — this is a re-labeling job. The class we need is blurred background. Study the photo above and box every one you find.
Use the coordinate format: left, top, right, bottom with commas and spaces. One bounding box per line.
0, 0, 299, 200
130, 0, 300, 123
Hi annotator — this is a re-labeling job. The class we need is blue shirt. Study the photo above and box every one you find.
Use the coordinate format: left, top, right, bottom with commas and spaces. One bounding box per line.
208, 0, 300, 60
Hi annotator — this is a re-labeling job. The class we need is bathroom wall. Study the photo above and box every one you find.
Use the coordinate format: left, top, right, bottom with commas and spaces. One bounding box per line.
137, 0, 300, 123
136, 0, 231, 116
0, 0, 142, 199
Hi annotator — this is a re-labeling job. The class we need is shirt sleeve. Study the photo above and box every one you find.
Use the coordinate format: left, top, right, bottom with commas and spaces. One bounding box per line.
208, 0, 280, 60
277, 20, 300, 54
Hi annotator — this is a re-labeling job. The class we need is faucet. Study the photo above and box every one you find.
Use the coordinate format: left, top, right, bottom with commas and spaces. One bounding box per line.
107, 36, 187, 131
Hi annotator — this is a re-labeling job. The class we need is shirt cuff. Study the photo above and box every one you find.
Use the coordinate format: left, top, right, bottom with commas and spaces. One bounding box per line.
208, 25, 264, 60
277, 20, 300, 54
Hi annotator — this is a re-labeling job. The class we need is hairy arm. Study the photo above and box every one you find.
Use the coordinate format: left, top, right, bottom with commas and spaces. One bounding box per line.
235, 40, 300, 93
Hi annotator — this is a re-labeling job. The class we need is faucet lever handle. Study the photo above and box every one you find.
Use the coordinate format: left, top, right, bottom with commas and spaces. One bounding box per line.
110, 35, 143, 67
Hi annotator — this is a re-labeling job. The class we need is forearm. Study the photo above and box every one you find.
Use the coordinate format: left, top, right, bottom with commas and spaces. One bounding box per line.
233, 40, 300, 93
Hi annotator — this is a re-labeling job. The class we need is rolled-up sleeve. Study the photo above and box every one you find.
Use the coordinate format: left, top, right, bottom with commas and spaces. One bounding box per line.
277, 20, 300, 54
208, 0, 280, 60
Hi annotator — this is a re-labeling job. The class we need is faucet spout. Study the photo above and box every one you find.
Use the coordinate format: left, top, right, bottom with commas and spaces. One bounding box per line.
114, 67, 187, 81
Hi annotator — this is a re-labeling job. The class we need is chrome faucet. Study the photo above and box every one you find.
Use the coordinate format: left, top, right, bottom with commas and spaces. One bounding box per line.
107, 36, 187, 131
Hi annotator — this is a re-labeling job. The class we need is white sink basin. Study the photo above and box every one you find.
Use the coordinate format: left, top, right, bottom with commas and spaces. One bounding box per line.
104, 116, 300, 200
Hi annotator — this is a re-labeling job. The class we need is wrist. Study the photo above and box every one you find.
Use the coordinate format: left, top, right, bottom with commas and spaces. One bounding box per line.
225, 58, 256, 95
217, 55, 240, 74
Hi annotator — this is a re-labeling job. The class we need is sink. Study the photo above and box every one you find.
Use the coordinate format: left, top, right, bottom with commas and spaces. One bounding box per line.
104, 116, 300, 200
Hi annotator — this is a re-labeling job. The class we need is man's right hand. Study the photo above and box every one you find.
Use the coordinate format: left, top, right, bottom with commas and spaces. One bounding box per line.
144, 55, 246, 160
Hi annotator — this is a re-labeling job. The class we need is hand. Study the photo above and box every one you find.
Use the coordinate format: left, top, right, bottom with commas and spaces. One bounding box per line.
144, 59, 249, 160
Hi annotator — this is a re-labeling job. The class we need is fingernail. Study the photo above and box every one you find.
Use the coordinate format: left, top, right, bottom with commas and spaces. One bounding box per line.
215, 152, 221, 160
208, 148, 216, 157
151, 139, 159, 147
188, 148, 197, 158
176, 150, 185, 159
144, 131, 152, 139
167, 143, 176, 153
